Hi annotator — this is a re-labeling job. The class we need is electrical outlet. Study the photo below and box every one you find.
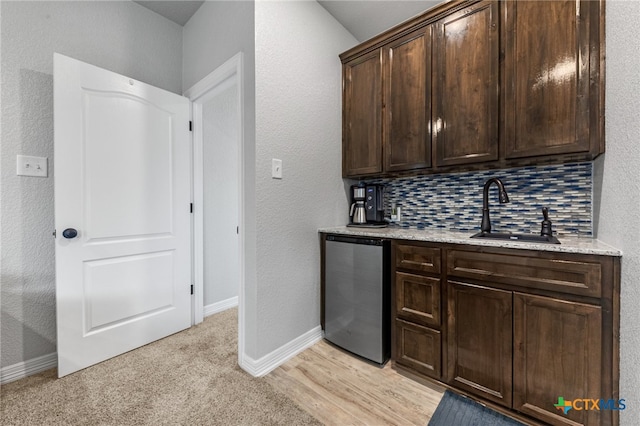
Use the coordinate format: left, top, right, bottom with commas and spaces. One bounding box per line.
272, 158, 282, 179
17, 155, 48, 177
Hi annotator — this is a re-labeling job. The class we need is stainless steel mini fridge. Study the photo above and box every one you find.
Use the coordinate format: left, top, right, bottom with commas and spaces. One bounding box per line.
324, 234, 390, 365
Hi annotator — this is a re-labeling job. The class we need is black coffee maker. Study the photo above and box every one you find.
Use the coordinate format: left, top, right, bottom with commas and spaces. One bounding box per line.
348, 183, 386, 226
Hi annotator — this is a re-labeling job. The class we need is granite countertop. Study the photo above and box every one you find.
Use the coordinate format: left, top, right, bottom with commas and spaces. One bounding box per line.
318, 226, 622, 257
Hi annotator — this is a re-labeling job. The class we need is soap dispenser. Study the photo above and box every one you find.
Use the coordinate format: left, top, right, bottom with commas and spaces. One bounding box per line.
540, 207, 553, 237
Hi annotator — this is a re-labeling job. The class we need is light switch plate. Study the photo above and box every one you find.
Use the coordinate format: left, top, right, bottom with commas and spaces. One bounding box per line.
272, 158, 282, 179
17, 155, 48, 177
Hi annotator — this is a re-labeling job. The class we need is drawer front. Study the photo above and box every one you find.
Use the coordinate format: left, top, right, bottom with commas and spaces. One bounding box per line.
395, 319, 441, 379
395, 243, 441, 274
396, 272, 441, 327
447, 249, 602, 298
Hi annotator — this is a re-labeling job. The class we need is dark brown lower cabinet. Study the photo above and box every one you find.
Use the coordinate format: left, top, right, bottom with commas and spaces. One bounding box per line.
396, 272, 440, 327
447, 283, 605, 424
513, 293, 602, 426
447, 281, 513, 407
389, 241, 619, 426
395, 319, 441, 379
392, 242, 443, 380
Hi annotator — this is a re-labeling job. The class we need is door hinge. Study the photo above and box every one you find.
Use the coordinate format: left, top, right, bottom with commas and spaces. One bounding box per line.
190, 203, 193, 213
190, 284, 194, 295
52, 229, 56, 238
189, 121, 193, 132
237, 226, 239, 234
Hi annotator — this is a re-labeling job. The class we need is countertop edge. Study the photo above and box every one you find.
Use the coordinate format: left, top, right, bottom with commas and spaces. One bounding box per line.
318, 227, 622, 257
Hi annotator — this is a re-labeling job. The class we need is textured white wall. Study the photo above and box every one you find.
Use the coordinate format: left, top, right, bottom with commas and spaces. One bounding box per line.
595, 1, 640, 423
0, 1, 183, 368
182, 0, 258, 357
254, 1, 357, 357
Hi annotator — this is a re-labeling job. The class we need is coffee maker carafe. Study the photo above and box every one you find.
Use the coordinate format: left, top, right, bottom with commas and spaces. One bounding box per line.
349, 185, 367, 224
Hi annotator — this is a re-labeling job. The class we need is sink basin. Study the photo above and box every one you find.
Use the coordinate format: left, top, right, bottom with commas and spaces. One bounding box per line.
471, 231, 561, 244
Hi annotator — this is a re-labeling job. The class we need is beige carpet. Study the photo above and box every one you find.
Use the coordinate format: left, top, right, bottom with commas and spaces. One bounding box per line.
0, 308, 322, 425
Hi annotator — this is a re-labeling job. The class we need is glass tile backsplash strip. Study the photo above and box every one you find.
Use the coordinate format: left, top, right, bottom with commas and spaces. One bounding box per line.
371, 162, 593, 236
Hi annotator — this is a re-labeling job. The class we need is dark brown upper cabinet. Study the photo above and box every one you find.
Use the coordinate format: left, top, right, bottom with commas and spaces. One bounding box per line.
433, 0, 499, 167
383, 27, 432, 172
342, 49, 383, 177
340, 0, 604, 178
342, 27, 432, 178
502, 0, 604, 160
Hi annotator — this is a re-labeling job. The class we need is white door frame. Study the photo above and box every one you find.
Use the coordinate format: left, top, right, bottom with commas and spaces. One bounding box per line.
184, 53, 245, 340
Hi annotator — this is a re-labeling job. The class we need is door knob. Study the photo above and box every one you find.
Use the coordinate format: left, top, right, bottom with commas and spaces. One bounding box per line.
62, 228, 78, 239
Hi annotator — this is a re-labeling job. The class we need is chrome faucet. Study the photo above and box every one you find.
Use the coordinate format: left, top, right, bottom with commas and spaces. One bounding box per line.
480, 178, 510, 233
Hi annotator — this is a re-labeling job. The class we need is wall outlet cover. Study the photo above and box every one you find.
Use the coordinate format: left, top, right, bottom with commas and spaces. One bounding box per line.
17, 155, 48, 177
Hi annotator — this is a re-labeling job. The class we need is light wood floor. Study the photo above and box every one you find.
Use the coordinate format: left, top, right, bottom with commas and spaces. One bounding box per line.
265, 340, 444, 425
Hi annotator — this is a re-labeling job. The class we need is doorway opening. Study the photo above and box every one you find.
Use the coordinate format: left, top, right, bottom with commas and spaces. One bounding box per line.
185, 53, 245, 355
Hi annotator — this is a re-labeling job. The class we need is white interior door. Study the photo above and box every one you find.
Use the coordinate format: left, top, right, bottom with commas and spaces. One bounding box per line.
54, 53, 191, 377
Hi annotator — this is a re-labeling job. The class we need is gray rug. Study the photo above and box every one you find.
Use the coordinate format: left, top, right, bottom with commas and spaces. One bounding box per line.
428, 390, 526, 426
0, 308, 321, 425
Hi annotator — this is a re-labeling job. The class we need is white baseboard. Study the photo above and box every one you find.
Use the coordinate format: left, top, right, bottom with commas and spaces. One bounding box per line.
204, 296, 239, 317
240, 326, 323, 377
0, 352, 57, 384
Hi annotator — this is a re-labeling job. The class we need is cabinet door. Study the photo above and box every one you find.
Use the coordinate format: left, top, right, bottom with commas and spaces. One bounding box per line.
433, 0, 499, 167
447, 281, 512, 407
395, 319, 441, 379
502, 0, 602, 159
513, 293, 602, 426
383, 27, 432, 172
343, 50, 383, 177
396, 272, 440, 327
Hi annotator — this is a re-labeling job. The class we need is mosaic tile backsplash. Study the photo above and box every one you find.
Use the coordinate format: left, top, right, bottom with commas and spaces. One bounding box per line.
368, 162, 593, 236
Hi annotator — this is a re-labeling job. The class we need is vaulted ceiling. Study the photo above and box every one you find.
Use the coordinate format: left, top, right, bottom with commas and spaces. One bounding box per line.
133, 0, 442, 42
317, 1, 441, 42
133, 1, 205, 26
